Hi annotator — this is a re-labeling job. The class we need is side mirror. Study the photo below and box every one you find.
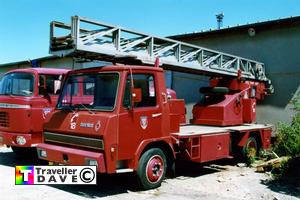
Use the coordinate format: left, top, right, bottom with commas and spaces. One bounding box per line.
132, 88, 142, 103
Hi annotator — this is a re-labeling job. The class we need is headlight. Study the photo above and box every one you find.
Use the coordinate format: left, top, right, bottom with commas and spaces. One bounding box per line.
86, 159, 98, 167
16, 136, 26, 145
38, 149, 47, 158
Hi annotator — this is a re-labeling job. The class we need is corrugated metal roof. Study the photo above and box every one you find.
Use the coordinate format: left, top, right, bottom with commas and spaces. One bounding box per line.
0, 55, 57, 67
169, 16, 300, 39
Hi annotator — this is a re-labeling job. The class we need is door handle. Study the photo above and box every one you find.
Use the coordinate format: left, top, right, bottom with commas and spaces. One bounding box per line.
152, 113, 162, 118
162, 92, 167, 104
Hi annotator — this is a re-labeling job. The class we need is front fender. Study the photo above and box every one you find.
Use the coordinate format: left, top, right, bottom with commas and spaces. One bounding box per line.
132, 136, 175, 170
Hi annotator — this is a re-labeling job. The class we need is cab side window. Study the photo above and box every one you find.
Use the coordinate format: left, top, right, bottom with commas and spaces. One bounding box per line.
83, 77, 95, 95
123, 74, 156, 108
39, 75, 61, 95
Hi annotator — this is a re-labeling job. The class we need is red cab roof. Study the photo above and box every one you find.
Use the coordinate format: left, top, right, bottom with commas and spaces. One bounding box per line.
69, 65, 163, 75
5, 67, 70, 75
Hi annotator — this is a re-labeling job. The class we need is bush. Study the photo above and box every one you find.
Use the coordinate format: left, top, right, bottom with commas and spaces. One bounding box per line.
245, 148, 257, 166
273, 94, 300, 157
272, 94, 300, 178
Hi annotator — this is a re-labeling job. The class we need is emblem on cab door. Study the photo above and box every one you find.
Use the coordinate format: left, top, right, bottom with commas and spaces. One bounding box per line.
140, 116, 148, 130
95, 120, 101, 132
70, 113, 79, 130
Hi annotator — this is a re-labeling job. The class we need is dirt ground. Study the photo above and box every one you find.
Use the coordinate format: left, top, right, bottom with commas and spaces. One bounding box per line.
0, 146, 299, 200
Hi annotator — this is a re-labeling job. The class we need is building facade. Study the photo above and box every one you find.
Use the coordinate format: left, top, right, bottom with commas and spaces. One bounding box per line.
170, 16, 300, 124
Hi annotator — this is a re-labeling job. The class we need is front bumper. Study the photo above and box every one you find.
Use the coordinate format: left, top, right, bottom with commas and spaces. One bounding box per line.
0, 131, 41, 147
36, 143, 106, 173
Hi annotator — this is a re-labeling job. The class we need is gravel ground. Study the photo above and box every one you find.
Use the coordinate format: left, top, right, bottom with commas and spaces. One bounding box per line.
0, 146, 299, 200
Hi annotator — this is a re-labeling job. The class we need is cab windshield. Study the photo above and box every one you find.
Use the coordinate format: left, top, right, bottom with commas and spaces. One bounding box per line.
0, 72, 34, 96
57, 72, 119, 111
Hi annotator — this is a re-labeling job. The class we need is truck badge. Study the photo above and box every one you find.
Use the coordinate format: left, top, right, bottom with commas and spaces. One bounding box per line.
140, 116, 148, 130
95, 120, 101, 132
70, 113, 79, 130
42, 108, 52, 119
252, 102, 256, 113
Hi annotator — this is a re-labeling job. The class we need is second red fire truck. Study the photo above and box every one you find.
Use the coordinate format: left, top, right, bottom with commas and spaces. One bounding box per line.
0, 68, 69, 155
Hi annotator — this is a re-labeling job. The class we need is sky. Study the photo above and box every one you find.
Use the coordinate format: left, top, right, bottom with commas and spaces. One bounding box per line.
0, 0, 299, 64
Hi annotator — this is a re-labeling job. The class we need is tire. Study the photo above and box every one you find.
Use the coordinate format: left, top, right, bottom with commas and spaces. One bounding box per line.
242, 137, 258, 158
137, 148, 167, 190
199, 87, 229, 94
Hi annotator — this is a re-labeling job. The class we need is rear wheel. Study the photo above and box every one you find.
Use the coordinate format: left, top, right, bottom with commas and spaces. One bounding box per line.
137, 148, 167, 190
242, 137, 258, 159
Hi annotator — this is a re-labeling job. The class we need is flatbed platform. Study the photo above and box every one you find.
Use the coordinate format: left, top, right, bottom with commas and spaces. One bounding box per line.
172, 124, 273, 137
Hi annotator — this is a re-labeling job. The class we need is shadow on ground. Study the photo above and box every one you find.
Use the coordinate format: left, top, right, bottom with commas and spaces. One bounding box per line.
0, 147, 236, 198
0, 148, 46, 166
175, 159, 238, 177
49, 159, 238, 198
260, 157, 300, 198
261, 178, 300, 198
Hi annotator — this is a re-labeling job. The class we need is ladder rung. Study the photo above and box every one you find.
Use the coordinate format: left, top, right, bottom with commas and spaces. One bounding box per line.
49, 16, 272, 85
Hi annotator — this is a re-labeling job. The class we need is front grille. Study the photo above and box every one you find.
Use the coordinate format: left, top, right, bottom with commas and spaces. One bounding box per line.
44, 132, 104, 150
0, 112, 9, 128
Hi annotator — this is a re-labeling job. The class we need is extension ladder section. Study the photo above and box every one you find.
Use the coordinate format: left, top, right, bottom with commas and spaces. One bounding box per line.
49, 16, 272, 86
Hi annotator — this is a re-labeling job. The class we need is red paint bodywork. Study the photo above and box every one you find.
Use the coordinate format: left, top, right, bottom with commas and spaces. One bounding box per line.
36, 65, 273, 174
0, 68, 69, 147
232, 127, 272, 150
37, 143, 106, 172
192, 79, 267, 126
175, 132, 231, 163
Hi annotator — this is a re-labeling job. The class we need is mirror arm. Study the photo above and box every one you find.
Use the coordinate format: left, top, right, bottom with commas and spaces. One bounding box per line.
129, 67, 135, 111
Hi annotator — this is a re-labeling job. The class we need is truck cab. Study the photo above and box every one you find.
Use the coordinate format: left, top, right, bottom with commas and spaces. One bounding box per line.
37, 65, 185, 188
0, 68, 69, 155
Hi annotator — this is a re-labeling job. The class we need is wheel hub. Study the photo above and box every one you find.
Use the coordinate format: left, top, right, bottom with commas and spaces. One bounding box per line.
146, 155, 164, 183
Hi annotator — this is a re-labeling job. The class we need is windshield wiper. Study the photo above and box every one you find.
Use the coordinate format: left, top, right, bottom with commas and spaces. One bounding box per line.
3, 91, 12, 95
76, 103, 95, 114
60, 103, 76, 114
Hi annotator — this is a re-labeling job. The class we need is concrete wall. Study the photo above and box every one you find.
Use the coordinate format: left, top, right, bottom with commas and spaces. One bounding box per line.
39, 57, 73, 69
0, 63, 32, 73
0, 57, 72, 73
171, 72, 209, 122
0, 57, 110, 73
175, 25, 300, 124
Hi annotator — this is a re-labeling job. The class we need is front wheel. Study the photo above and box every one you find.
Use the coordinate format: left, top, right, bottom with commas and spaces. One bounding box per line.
137, 148, 167, 190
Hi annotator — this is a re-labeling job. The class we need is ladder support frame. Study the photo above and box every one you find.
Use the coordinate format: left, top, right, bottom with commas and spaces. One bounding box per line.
49, 16, 270, 82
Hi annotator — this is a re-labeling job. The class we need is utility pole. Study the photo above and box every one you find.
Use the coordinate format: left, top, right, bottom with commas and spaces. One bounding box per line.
216, 13, 224, 29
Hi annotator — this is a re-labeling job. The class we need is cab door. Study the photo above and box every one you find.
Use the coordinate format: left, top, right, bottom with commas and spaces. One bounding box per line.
118, 73, 163, 161
26, 74, 64, 133
38, 74, 63, 107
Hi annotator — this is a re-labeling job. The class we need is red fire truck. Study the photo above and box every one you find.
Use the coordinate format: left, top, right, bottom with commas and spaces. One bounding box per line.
36, 16, 274, 189
0, 68, 69, 155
